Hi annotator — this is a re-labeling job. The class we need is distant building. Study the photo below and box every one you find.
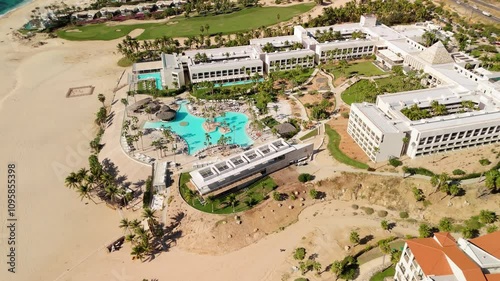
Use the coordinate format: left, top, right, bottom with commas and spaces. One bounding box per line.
189, 139, 313, 196
394, 231, 500, 281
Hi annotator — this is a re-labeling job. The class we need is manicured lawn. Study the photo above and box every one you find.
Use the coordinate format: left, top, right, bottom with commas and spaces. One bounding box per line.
57, 4, 314, 41
325, 124, 369, 169
341, 80, 378, 105
341, 74, 425, 105
273, 68, 315, 85
299, 128, 318, 140
325, 61, 385, 79
117, 57, 133, 67
370, 266, 395, 281
179, 173, 278, 214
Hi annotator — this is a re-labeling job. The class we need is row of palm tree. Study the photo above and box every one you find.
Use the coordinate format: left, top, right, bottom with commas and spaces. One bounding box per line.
308, 0, 435, 27
119, 208, 165, 261
117, 35, 181, 62
65, 155, 131, 206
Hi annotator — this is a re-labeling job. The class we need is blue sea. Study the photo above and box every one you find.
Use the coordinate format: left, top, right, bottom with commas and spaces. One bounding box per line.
0, 0, 30, 16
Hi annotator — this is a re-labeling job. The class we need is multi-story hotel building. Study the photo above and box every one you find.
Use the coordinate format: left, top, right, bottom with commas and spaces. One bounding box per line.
395, 232, 500, 281
131, 14, 428, 89
347, 41, 500, 162
130, 15, 500, 162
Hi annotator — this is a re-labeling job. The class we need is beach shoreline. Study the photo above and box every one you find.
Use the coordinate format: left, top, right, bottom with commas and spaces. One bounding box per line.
0, 0, 33, 18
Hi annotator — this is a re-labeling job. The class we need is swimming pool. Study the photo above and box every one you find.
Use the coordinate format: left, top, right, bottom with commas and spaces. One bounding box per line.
137, 72, 163, 90
144, 103, 252, 155
216, 78, 264, 87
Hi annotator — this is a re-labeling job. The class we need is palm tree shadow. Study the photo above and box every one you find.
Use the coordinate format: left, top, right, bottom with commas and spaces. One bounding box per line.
359, 234, 374, 245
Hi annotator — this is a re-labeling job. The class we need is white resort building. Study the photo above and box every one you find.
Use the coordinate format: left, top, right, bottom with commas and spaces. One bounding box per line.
394, 232, 500, 281
130, 14, 427, 89
189, 139, 313, 196
129, 15, 500, 162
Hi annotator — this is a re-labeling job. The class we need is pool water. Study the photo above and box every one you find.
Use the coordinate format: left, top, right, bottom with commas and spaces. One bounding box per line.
137, 72, 163, 90
216, 78, 264, 87
144, 103, 252, 155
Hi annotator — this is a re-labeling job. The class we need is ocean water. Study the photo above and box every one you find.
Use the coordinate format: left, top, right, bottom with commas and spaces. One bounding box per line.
0, 0, 29, 16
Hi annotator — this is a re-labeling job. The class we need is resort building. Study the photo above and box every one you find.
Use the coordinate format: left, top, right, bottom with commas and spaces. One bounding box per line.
394, 232, 500, 281
189, 139, 313, 196
347, 40, 500, 162
128, 15, 500, 162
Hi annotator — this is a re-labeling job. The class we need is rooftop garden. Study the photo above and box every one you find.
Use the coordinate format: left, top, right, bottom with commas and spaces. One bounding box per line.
341, 67, 424, 105
179, 173, 278, 214
400, 100, 479, 121
261, 41, 304, 53
313, 29, 365, 43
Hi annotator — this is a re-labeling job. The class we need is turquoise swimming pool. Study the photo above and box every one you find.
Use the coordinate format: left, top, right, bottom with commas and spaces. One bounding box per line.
216, 78, 264, 87
144, 103, 252, 155
137, 72, 163, 90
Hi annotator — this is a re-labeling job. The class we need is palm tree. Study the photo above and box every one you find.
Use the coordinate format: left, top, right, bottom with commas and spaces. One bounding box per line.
98, 93, 106, 106
77, 184, 96, 204
349, 230, 360, 245
142, 208, 157, 222
206, 195, 216, 213
119, 218, 131, 234
227, 194, 237, 213
205, 132, 212, 146
65, 172, 80, 189
381, 220, 389, 231
137, 130, 144, 150
105, 184, 122, 204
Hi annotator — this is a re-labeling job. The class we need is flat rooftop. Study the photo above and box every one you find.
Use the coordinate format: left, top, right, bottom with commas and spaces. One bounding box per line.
190, 139, 308, 195
250, 35, 301, 47
352, 103, 404, 134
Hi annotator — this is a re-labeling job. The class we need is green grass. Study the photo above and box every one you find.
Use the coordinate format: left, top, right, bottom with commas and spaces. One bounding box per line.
325, 124, 369, 169
179, 173, 278, 214
299, 128, 318, 141
325, 61, 385, 79
370, 266, 395, 281
273, 68, 315, 85
261, 116, 280, 128
117, 57, 133, 67
340, 80, 377, 105
57, 4, 314, 41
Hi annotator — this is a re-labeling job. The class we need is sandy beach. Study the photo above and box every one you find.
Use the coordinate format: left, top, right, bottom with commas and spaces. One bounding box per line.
0, 1, 397, 281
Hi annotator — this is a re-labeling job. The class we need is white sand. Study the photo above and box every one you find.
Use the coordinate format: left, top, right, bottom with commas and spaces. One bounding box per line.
0, 1, 383, 281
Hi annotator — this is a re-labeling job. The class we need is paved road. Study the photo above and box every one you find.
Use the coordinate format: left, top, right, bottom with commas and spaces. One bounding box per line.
454, 0, 500, 23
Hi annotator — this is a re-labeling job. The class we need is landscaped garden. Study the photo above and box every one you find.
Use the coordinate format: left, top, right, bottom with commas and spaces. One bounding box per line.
325, 124, 369, 169
57, 4, 314, 41
179, 173, 278, 214
324, 60, 384, 80
341, 69, 425, 105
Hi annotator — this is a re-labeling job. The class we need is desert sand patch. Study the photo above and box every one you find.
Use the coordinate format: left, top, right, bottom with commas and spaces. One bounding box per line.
128, 28, 145, 38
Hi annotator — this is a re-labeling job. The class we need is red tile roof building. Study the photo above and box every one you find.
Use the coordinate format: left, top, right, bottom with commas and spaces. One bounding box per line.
394, 232, 500, 281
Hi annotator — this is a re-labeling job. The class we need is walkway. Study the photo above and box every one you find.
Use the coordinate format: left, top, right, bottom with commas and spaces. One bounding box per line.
355, 256, 391, 281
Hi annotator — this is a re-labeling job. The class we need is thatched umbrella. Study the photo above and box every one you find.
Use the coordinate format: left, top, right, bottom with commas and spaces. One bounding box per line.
156, 109, 176, 121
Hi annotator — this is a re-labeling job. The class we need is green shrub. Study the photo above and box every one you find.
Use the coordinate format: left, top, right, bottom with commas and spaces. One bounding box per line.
341, 112, 350, 119
439, 217, 454, 232
479, 158, 491, 166
486, 225, 498, 233
452, 169, 466, 175
419, 223, 433, 238
273, 191, 282, 201
294, 247, 306, 260
399, 211, 409, 219
309, 189, 319, 199
294, 278, 308, 281
298, 173, 314, 183
352, 204, 359, 210
378, 210, 389, 217
389, 157, 403, 167
362, 207, 374, 215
